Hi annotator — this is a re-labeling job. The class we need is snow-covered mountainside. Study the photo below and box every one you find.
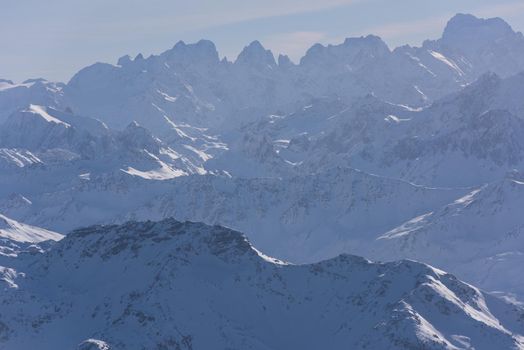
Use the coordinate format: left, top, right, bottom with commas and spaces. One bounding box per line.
0, 214, 62, 268
1, 219, 523, 350
0, 79, 63, 124
241, 72, 524, 187
3, 160, 522, 302
370, 171, 524, 298
0, 167, 465, 260
2, 14, 524, 185
0, 213, 63, 243
0, 104, 210, 180
1, 11, 524, 320
123, 168, 466, 262
64, 14, 523, 135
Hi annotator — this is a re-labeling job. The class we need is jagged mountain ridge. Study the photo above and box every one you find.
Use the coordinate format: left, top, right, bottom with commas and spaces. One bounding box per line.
0, 79, 63, 124
4, 161, 524, 300
0, 11, 523, 321
0, 105, 212, 181
1, 219, 523, 350
2, 37, 524, 300
0, 13, 517, 139
243, 72, 524, 186
64, 14, 524, 135
2, 14, 524, 186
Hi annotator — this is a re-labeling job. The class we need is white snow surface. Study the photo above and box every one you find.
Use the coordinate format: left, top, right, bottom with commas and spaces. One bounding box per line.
25, 104, 71, 127
0, 13, 524, 348
0, 213, 63, 243
0, 219, 522, 350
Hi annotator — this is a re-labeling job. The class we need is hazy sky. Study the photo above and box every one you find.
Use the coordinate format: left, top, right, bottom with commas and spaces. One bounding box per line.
2, 0, 524, 82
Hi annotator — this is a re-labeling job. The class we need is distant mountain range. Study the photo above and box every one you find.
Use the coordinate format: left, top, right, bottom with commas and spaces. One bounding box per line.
2, 13, 524, 349
1, 219, 523, 350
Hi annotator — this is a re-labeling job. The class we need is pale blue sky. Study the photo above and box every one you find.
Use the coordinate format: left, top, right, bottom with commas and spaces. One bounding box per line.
2, 0, 524, 82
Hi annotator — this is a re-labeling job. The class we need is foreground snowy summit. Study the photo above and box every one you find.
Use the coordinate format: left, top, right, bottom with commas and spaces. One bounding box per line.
1, 219, 523, 350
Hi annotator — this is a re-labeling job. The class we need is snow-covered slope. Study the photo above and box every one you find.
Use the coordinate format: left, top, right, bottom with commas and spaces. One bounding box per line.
0, 79, 63, 124
2, 14, 523, 185
2, 73, 524, 298
0, 167, 465, 261
122, 168, 465, 262
2, 14, 522, 140
370, 171, 524, 299
59, 14, 524, 140
422, 14, 524, 79
0, 105, 210, 182
0, 213, 63, 243
0, 12, 524, 308
1, 219, 523, 350
0, 214, 62, 264
251, 72, 524, 187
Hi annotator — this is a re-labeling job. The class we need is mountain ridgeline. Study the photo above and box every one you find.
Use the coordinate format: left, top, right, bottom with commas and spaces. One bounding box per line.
1, 219, 524, 349
1, 13, 524, 350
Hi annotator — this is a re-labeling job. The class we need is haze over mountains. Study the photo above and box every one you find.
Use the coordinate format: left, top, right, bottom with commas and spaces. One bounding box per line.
2, 220, 523, 350
2, 13, 524, 349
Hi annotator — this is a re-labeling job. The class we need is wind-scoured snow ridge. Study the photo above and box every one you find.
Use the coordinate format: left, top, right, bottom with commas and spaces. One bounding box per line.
0, 213, 63, 243
0, 79, 64, 124
0, 214, 63, 261
24, 104, 71, 127
0, 219, 523, 350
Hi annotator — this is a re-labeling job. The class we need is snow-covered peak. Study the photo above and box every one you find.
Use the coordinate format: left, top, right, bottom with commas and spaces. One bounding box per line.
372, 171, 524, 297
0, 106, 73, 151
300, 35, 390, 67
0, 105, 110, 155
163, 39, 220, 67
57, 219, 257, 263
24, 104, 71, 127
419, 13, 524, 79
277, 54, 294, 69
0, 79, 64, 124
433, 71, 524, 120
235, 40, 277, 68
442, 13, 518, 45
57, 13, 524, 138
342, 34, 390, 54
0, 213, 63, 243
117, 121, 161, 154
0, 79, 17, 91
1, 219, 523, 349
0, 79, 52, 92
116, 54, 132, 67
